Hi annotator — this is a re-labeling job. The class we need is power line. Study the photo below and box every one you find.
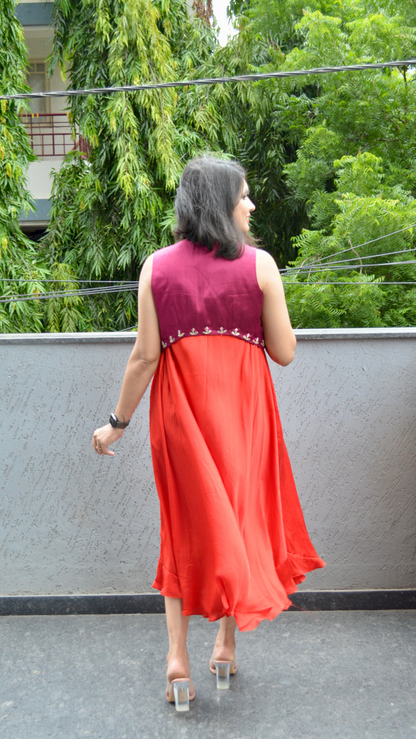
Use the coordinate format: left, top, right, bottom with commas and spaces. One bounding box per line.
282, 246, 416, 273
282, 281, 416, 286
2, 278, 416, 304
1, 59, 415, 101
283, 258, 416, 275
0, 282, 137, 304
0, 278, 136, 283
282, 224, 416, 274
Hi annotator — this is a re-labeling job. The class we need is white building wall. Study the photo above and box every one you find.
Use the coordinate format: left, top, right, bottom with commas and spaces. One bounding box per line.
17, 1, 69, 218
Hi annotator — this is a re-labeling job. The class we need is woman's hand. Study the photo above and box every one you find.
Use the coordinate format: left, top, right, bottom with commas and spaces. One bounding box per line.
92, 423, 125, 457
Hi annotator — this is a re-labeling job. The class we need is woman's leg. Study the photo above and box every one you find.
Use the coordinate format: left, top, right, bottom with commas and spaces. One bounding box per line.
164, 596, 194, 694
213, 615, 237, 662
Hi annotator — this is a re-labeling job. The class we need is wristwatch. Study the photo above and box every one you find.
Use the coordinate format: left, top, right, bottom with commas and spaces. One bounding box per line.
109, 412, 130, 429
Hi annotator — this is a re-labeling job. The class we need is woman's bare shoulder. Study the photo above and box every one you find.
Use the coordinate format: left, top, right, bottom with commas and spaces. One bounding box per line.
139, 254, 154, 285
255, 248, 280, 290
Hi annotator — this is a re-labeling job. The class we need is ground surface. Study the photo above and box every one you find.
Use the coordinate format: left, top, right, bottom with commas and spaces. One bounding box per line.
0, 610, 415, 739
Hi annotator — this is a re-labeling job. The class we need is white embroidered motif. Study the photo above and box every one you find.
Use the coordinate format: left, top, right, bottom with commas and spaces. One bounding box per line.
161, 328, 264, 349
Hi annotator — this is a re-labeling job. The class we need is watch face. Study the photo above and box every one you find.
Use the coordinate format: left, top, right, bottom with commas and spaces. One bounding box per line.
109, 413, 117, 427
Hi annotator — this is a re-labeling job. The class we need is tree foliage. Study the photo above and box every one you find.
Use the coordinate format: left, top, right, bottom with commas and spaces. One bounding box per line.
0, 0, 48, 332
2, 0, 416, 331
44, 0, 223, 330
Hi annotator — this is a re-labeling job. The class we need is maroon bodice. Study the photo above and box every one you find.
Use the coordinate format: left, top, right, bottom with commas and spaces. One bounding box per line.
151, 239, 264, 351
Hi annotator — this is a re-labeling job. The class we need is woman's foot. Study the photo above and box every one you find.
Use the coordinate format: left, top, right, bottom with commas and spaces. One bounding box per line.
210, 615, 237, 673
166, 654, 195, 701
164, 597, 195, 703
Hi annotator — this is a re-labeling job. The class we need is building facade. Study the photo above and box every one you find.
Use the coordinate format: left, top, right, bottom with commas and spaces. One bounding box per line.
17, 0, 71, 239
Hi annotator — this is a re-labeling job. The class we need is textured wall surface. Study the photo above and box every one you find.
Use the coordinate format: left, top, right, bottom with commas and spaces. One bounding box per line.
1, 329, 415, 596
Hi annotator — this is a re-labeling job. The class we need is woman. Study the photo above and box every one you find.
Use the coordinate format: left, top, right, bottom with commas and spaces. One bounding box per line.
92, 157, 325, 712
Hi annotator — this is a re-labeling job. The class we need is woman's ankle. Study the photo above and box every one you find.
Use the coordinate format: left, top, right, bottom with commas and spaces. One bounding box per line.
166, 651, 190, 678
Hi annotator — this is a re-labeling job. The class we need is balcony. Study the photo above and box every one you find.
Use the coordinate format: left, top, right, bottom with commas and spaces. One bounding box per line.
20, 112, 90, 158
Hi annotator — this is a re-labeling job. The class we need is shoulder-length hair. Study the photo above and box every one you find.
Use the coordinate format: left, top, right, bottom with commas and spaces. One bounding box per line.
174, 156, 255, 260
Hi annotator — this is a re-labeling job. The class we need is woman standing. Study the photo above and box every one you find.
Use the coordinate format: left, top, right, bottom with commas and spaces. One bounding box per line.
92, 157, 325, 711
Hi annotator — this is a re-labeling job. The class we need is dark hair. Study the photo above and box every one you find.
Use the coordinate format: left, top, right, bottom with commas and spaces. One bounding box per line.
174, 156, 254, 260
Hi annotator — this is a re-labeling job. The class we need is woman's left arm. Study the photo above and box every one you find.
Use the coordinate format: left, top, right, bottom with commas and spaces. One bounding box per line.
92, 255, 161, 456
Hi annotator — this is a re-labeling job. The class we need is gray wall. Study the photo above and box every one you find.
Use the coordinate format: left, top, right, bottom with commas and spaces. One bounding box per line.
1, 329, 416, 596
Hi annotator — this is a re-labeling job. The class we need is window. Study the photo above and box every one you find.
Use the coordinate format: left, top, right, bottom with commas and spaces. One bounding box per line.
27, 62, 48, 115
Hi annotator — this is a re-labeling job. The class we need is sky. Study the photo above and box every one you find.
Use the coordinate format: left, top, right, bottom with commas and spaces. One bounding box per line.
211, 0, 238, 46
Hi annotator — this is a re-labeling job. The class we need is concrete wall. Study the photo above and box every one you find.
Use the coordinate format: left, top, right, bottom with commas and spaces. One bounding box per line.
1, 329, 415, 597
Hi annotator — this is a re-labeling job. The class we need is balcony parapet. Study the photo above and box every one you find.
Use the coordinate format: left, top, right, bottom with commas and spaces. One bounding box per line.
20, 113, 89, 158
1, 327, 416, 344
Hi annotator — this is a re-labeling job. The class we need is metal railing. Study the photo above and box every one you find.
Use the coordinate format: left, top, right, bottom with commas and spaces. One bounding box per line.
20, 113, 90, 158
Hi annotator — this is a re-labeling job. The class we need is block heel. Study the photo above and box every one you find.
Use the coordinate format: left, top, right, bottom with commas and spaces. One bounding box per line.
167, 678, 193, 711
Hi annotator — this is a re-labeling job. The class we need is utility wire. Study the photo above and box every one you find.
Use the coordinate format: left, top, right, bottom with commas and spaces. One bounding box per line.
283, 258, 416, 275
0, 278, 136, 283
283, 224, 416, 274
0, 282, 137, 304
282, 281, 416, 286
2, 278, 416, 303
1, 59, 415, 101
281, 246, 416, 273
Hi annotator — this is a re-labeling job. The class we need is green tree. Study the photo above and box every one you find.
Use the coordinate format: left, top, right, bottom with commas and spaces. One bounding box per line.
42, 0, 416, 330
275, 4, 416, 326
45, 0, 222, 331
284, 152, 416, 327
0, 0, 48, 332
0, 0, 85, 333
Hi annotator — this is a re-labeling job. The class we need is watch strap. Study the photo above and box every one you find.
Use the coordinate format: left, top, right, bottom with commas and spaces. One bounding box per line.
109, 412, 129, 429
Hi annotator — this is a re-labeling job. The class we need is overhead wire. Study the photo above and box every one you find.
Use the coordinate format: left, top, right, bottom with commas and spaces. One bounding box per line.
1, 59, 415, 101
0, 282, 137, 304
0, 278, 136, 283
283, 258, 416, 275
282, 281, 416, 286
281, 247, 416, 274
1, 60, 415, 307
281, 224, 416, 274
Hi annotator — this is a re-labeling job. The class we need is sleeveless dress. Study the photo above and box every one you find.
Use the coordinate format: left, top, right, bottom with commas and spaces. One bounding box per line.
150, 239, 325, 632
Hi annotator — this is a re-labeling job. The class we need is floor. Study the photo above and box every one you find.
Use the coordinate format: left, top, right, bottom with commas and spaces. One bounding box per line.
0, 610, 415, 739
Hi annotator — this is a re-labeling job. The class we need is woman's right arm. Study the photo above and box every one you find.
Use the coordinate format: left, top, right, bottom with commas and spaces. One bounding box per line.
256, 249, 296, 366
91, 254, 161, 455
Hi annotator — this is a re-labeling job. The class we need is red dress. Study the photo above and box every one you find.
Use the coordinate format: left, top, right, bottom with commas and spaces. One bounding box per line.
150, 240, 325, 632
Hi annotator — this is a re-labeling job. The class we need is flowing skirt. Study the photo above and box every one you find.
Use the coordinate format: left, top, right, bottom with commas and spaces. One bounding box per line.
150, 336, 324, 632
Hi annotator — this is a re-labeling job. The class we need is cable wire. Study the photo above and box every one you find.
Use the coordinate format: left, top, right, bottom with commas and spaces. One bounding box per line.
0, 282, 137, 304
0, 278, 136, 283
282, 281, 416, 286
282, 224, 416, 274
283, 258, 416, 276
281, 246, 416, 273
1, 59, 415, 101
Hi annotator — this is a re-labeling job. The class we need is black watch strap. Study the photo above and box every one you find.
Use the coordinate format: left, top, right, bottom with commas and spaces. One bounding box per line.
109, 412, 129, 429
